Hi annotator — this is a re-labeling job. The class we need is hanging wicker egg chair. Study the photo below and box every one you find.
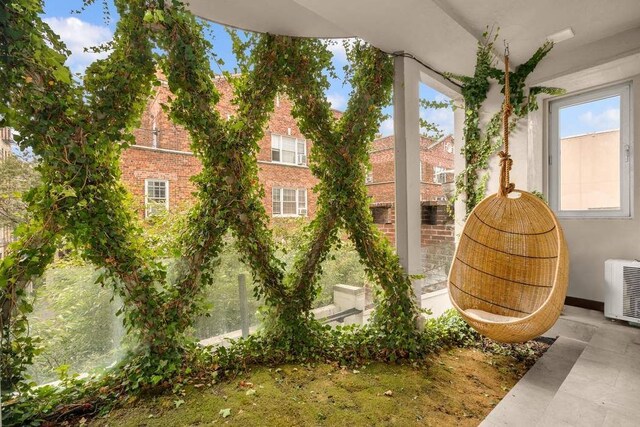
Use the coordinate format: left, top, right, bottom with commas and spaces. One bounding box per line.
448, 47, 569, 343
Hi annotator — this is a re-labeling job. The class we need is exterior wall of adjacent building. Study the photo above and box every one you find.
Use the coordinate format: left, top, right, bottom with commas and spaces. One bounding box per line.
559, 130, 620, 211
120, 76, 319, 219
120, 75, 455, 293
366, 134, 455, 291
366, 134, 455, 244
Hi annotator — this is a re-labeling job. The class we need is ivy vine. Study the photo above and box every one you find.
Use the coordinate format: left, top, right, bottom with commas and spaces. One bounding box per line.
1, 0, 421, 409
445, 30, 564, 214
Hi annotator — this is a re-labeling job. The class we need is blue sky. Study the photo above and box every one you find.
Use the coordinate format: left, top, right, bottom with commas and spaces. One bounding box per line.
559, 96, 620, 138
42, 1, 619, 141
42, 1, 455, 137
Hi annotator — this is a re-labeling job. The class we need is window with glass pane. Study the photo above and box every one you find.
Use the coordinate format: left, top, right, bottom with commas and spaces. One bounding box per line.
271, 135, 280, 162
297, 140, 307, 165
281, 137, 296, 164
433, 166, 446, 184
272, 188, 281, 215
145, 179, 168, 217
365, 171, 373, 184
272, 187, 306, 217
298, 189, 307, 215
549, 83, 631, 218
282, 188, 297, 215
270, 134, 307, 166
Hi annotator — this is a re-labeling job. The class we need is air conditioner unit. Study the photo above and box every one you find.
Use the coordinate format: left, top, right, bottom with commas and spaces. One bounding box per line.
605, 259, 640, 323
298, 208, 307, 216
297, 154, 307, 165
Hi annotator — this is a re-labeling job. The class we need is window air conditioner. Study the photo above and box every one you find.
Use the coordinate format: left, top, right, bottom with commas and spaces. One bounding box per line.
298, 208, 307, 216
605, 259, 640, 323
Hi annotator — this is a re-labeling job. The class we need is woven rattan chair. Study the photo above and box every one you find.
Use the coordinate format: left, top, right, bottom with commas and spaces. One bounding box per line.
448, 190, 569, 343
448, 50, 569, 343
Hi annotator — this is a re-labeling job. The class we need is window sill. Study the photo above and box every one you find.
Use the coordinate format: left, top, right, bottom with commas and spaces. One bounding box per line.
261, 160, 309, 169
556, 213, 633, 220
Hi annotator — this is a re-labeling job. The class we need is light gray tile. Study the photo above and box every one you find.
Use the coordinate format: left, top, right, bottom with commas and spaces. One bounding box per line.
580, 346, 639, 372
542, 392, 606, 427
603, 409, 639, 427
558, 374, 609, 404
624, 340, 640, 358
536, 414, 577, 427
486, 383, 552, 425
601, 388, 640, 418
520, 344, 582, 392
588, 327, 635, 354
543, 318, 598, 342
566, 356, 620, 386
615, 366, 640, 392
546, 337, 588, 361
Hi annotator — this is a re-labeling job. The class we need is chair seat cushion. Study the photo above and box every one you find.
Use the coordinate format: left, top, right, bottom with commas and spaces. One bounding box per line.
465, 308, 521, 323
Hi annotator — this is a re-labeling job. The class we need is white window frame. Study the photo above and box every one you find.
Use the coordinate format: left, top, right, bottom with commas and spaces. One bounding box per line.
365, 170, 374, 184
272, 187, 307, 217
445, 141, 454, 154
144, 179, 169, 217
549, 82, 632, 218
433, 166, 446, 184
271, 133, 307, 166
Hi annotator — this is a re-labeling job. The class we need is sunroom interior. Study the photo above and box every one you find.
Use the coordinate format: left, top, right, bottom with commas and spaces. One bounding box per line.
185, 0, 640, 423
189, 0, 640, 312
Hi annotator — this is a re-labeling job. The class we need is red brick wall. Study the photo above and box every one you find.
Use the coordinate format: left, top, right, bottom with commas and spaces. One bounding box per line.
366, 134, 454, 206
121, 75, 455, 269
420, 135, 454, 201
120, 147, 201, 214
121, 76, 320, 218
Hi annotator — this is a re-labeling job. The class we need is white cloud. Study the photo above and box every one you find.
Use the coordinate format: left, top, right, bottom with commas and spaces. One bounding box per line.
578, 108, 620, 131
327, 92, 347, 110
433, 92, 450, 103
420, 107, 454, 136
325, 38, 355, 63
379, 117, 394, 136
44, 17, 113, 74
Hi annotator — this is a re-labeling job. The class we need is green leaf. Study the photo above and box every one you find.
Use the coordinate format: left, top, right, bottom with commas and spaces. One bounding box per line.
52, 65, 71, 84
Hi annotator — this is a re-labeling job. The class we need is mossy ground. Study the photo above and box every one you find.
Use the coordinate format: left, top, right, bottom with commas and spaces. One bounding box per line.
85, 347, 531, 426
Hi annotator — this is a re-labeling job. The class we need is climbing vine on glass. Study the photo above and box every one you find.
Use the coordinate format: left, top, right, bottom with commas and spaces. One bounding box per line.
445, 30, 564, 214
1, 0, 421, 406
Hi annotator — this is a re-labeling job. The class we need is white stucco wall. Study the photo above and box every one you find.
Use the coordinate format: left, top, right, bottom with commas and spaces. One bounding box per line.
454, 47, 640, 304
528, 54, 640, 303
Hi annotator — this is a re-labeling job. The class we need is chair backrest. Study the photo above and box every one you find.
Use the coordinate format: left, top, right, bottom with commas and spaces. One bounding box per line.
449, 191, 560, 318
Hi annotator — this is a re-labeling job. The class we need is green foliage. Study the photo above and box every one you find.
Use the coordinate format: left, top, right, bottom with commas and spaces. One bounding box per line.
445, 30, 563, 214
0, 153, 40, 228
26, 261, 128, 385
419, 98, 453, 141
1, 0, 428, 423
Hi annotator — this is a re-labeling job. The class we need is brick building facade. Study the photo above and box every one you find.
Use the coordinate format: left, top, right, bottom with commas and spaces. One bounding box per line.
121, 76, 320, 218
121, 77, 455, 292
366, 134, 456, 291
366, 134, 455, 245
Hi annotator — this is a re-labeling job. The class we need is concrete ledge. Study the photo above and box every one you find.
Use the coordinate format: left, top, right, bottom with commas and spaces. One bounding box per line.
421, 288, 452, 319
481, 337, 587, 427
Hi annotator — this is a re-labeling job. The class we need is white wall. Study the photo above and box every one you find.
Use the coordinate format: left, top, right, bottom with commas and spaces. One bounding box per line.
527, 53, 640, 303
454, 48, 640, 304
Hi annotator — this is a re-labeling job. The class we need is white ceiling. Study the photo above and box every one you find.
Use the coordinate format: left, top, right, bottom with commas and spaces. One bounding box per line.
187, 0, 640, 78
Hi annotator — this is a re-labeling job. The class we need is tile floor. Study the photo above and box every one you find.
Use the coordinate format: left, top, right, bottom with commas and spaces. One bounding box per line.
481, 306, 640, 427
